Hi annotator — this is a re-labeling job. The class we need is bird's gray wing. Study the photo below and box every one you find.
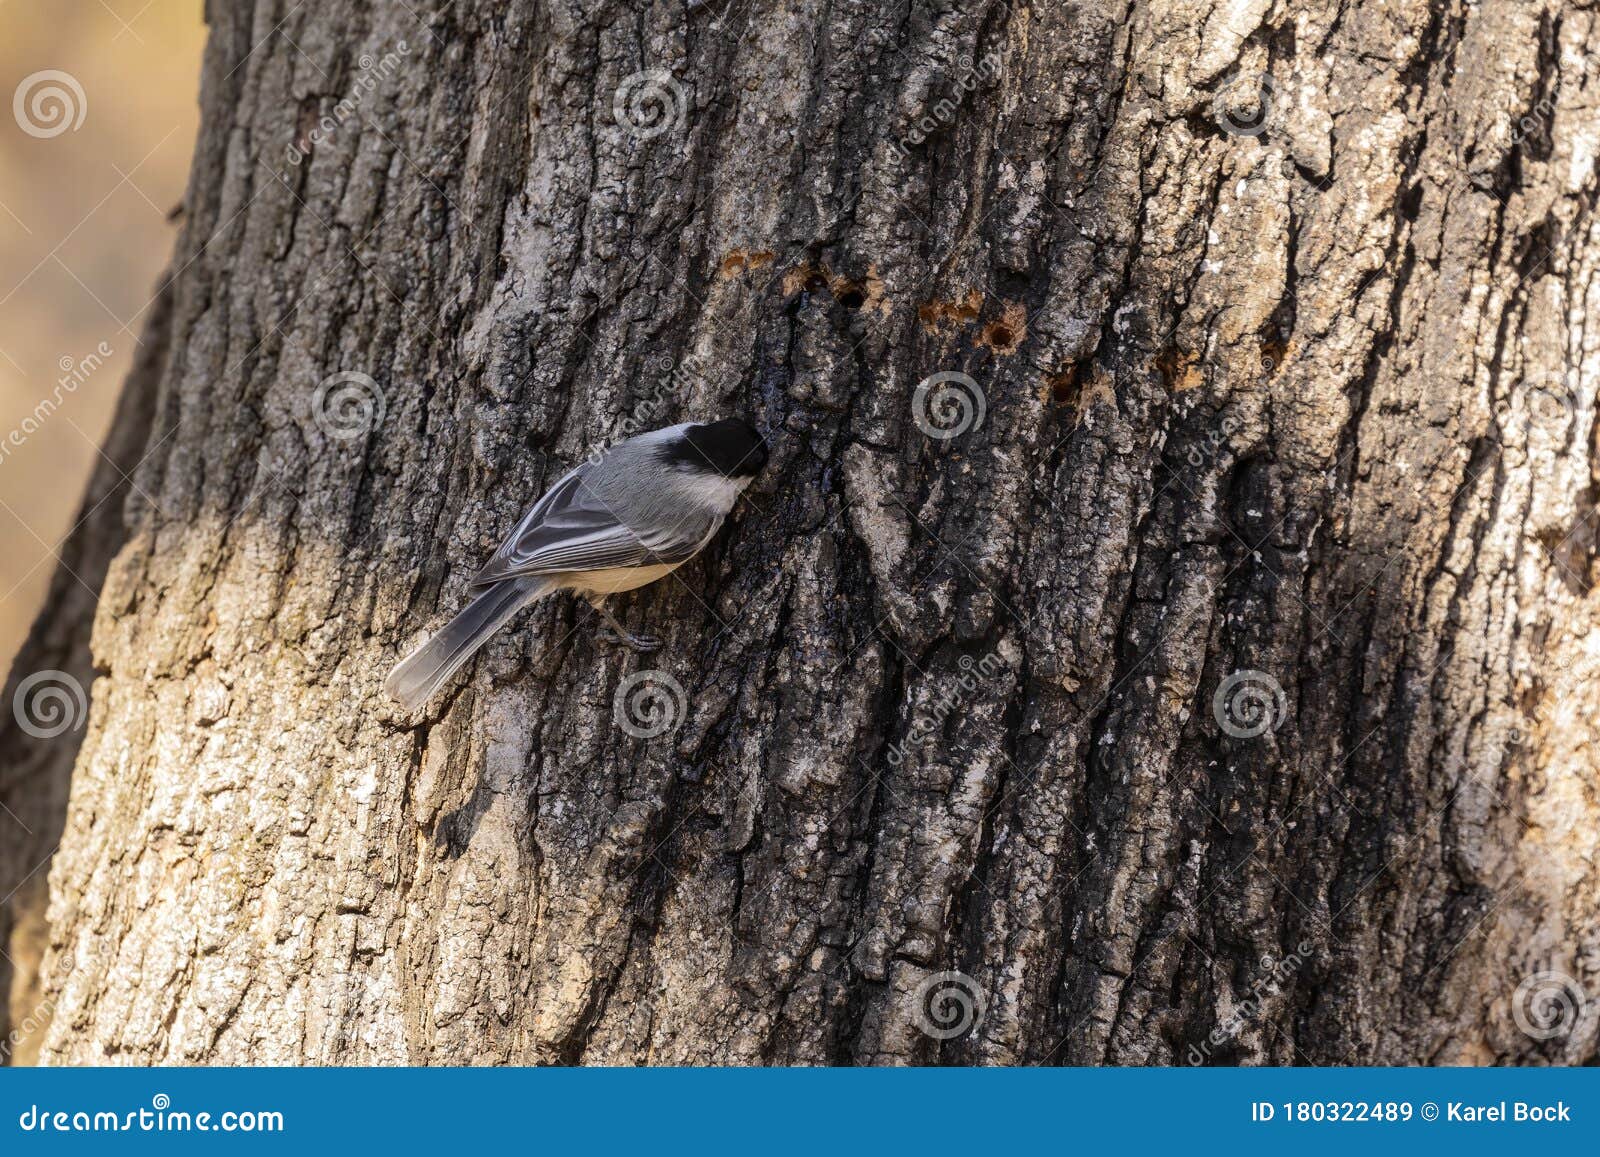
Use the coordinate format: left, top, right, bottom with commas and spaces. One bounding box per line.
471, 466, 710, 588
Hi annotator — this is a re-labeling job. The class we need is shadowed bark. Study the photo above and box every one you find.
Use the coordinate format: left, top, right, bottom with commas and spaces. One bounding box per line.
0, 279, 170, 1065
4, 0, 1598, 1065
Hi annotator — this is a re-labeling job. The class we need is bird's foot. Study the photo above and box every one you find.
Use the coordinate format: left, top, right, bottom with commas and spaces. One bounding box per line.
588, 599, 662, 652
596, 625, 661, 652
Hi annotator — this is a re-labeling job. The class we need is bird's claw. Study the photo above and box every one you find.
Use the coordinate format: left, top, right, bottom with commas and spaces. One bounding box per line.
597, 626, 661, 652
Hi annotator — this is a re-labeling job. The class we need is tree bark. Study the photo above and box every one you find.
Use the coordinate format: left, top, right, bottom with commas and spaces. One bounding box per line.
5, 0, 1598, 1065
0, 279, 170, 1065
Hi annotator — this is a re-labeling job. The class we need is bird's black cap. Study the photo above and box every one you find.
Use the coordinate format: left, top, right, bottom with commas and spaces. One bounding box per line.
663, 418, 768, 478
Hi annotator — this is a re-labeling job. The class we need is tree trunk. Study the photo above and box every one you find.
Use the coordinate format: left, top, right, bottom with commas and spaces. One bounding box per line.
5, 0, 1598, 1065
0, 280, 169, 1065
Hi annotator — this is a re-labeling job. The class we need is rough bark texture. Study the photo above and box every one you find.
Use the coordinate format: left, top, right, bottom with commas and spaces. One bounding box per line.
4, 0, 1599, 1065
0, 280, 170, 1065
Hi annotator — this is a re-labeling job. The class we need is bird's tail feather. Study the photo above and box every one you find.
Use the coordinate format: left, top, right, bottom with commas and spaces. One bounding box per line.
384, 577, 550, 711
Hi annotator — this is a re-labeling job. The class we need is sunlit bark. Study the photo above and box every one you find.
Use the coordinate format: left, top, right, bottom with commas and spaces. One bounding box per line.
4, 0, 1598, 1065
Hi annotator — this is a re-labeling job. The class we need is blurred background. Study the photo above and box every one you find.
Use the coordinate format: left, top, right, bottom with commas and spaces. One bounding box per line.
0, 1, 204, 672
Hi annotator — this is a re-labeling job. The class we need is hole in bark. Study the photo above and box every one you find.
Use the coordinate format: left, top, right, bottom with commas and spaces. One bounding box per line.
918, 291, 984, 332
984, 323, 1016, 350
839, 288, 865, 309
1259, 336, 1289, 374
1156, 345, 1204, 392
719, 249, 776, 277
976, 301, 1026, 354
1399, 180, 1424, 223
1046, 367, 1080, 406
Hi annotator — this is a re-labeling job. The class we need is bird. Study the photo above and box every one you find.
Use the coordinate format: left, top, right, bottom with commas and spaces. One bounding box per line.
384, 417, 768, 711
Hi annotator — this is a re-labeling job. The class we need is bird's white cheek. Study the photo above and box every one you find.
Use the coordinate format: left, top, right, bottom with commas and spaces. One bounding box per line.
683, 473, 747, 511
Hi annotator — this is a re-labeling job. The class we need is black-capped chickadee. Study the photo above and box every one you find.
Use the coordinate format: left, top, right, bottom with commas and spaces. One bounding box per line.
385, 418, 767, 711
